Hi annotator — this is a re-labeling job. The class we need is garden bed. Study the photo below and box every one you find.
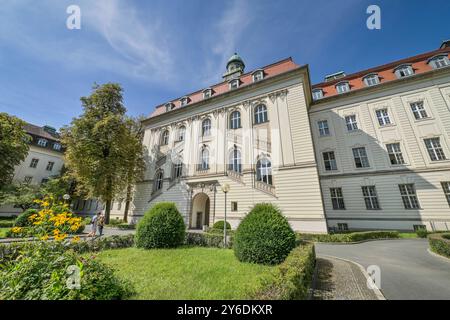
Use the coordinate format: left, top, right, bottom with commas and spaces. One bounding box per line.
428, 233, 450, 258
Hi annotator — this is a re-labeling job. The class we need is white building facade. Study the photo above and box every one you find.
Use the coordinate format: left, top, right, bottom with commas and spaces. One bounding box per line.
129, 42, 450, 233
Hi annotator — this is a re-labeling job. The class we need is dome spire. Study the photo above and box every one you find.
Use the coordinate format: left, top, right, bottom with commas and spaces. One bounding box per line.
223, 52, 245, 81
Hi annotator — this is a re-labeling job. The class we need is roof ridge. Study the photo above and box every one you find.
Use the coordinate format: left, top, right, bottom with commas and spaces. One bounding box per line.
313, 47, 450, 88
154, 57, 296, 110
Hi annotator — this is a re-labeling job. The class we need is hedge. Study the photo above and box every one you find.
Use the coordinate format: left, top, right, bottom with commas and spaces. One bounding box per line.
212, 220, 231, 230
429, 233, 450, 258
185, 231, 233, 249
0, 234, 135, 261
0, 221, 14, 228
252, 242, 316, 300
297, 230, 400, 243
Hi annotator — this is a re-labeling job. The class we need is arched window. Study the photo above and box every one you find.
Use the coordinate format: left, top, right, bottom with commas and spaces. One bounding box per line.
178, 126, 186, 142
229, 148, 242, 173
202, 119, 211, 137
173, 161, 183, 179
254, 104, 268, 124
154, 170, 164, 192
230, 111, 241, 129
256, 157, 272, 185
200, 147, 209, 170
161, 130, 170, 145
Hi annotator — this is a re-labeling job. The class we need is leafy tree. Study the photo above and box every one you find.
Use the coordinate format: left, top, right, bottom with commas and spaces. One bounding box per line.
40, 176, 72, 201
0, 113, 30, 187
62, 83, 143, 223
0, 182, 40, 212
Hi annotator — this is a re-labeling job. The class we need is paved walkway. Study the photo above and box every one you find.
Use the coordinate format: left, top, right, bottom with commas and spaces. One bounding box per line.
312, 256, 380, 300
316, 239, 450, 300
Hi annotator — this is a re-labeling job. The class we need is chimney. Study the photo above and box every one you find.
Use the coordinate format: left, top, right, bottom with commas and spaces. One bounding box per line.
324, 71, 346, 82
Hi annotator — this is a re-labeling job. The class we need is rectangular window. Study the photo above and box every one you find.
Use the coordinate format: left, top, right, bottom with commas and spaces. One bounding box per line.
46, 161, 55, 171
337, 223, 348, 231
318, 120, 330, 136
323, 151, 338, 171
410, 102, 428, 120
37, 139, 48, 147
386, 143, 405, 165
399, 184, 420, 209
173, 163, 183, 179
352, 147, 370, 168
41, 178, 49, 185
231, 201, 238, 212
24, 176, 32, 184
330, 187, 345, 210
441, 182, 450, 206
376, 109, 391, 126
362, 186, 380, 210
424, 138, 446, 161
364, 75, 379, 86
336, 82, 350, 94
345, 115, 358, 131
30, 158, 39, 168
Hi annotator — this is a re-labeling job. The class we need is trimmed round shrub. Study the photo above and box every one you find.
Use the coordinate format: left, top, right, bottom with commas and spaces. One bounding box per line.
135, 202, 186, 249
234, 203, 296, 265
213, 220, 231, 230
14, 209, 38, 227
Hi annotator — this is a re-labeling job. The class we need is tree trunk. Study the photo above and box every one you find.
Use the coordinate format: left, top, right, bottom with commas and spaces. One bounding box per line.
105, 199, 111, 225
123, 183, 132, 223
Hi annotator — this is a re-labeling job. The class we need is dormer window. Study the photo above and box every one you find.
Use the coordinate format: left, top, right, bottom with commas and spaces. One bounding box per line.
363, 74, 380, 87
37, 138, 48, 147
229, 79, 240, 90
180, 97, 189, 107
428, 55, 449, 69
335, 81, 350, 94
394, 64, 414, 78
252, 70, 264, 82
165, 103, 175, 112
312, 89, 324, 100
203, 88, 213, 99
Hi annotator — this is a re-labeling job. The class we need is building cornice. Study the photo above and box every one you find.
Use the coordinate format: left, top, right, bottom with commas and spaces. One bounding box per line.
142, 65, 309, 127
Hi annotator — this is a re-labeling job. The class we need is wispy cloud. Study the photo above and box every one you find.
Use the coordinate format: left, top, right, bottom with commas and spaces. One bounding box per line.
200, 0, 253, 85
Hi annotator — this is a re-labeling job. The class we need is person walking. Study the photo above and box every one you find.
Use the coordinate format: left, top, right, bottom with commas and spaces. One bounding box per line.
89, 212, 101, 237
97, 213, 105, 237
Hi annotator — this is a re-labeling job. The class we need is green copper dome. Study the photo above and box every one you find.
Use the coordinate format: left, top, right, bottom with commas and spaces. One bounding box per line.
227, 53, 245, 69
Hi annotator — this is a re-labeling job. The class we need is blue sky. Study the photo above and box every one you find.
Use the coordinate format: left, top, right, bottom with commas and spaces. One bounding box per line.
0, 0, 449, 129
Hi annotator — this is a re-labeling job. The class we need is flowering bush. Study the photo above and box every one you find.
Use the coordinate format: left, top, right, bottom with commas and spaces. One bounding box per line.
11, 196, 84, 242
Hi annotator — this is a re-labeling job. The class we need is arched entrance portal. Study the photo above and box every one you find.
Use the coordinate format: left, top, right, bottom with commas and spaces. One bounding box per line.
190, 193, 210, 230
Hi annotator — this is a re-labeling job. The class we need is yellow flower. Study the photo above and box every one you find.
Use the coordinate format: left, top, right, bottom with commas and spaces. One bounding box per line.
40, 235, 49, 241
11, 227, 22, 233
71, 236, 80, 243
55, 233, 67, 241
53, 229, 60, 235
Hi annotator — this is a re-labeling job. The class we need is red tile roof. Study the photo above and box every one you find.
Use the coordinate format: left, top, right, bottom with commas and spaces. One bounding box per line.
312, 47, 450, 99
149, 58, 300, 118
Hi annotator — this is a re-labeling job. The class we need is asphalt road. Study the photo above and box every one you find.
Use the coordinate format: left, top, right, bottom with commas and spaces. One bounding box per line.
316, 239, 450, 300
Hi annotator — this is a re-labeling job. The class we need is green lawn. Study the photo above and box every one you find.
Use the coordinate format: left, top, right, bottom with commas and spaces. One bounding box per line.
0, 228, 10, 238
95, 247, 276, 300
398, 232, 418, 239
